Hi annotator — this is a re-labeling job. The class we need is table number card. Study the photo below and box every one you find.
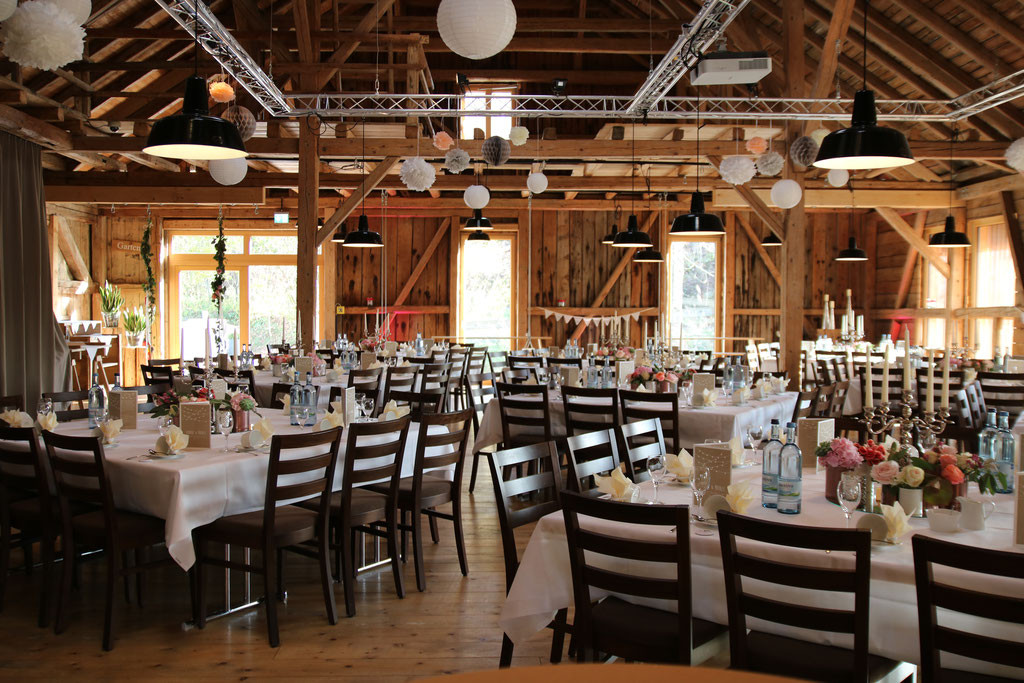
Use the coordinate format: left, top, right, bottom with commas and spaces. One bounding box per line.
209, 378, 229, 399
692, 373, 715, 406
360, 351, 377, 369
798, 417, 835, 470
560, 366, 581, 388
1014, 473, 1024, 547
384, 341, 398, 356
693, 444, 732, 497
294, 356, 313, 376
179, 401, 211, 448
108, 390, 138, 429
329, 386, 357, 427
615, 360, 635, 385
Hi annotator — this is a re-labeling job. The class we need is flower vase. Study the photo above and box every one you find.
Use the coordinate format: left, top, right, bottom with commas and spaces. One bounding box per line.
925, 481, 968, 511
645, 380, 655, 391
825, 465, 853, 505
272, 364, 283, 377
898, 487, 924, 517
127, 332, 146, 347
232, 409, 250, 433
101, 311, 120, 328
658, 380, 671, 393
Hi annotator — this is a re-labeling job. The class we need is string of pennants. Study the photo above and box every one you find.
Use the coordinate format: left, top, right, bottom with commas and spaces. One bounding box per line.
538, 307, 655, 327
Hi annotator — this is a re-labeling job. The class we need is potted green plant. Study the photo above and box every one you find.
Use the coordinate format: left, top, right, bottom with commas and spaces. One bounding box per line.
99, 281, 125, 328
122, 306, 148, 347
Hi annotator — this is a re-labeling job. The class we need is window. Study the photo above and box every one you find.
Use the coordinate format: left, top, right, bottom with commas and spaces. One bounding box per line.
668, 238, 721, 352
974, 223, 1016, 358
923, 251, 948, 349
459, 235, 515, 351
460, 87, 515, 140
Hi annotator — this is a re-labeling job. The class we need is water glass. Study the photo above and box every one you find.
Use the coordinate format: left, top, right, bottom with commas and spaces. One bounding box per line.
296, 407, 312, 428
746, 425, 764, 459
157, 415, 172, 437
647, 454, 666, 505
837, 472, 862, 528
217, 409, 233, 452
38, 398, 53, 416
691, 464, 714, 535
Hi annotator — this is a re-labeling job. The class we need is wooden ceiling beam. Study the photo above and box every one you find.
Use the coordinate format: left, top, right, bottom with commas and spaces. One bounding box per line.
807, 0, 856, 101
894, 211, 926, 310
875, 207, 951, 279
999, 191, 1024, 291
314, 156, 400, 246
735, 212, 782, 286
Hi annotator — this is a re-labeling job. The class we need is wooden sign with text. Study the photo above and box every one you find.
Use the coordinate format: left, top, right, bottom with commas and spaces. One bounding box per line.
112, 239, 143, 254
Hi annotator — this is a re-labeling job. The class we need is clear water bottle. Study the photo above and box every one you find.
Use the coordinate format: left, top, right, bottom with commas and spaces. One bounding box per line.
111, 372, 121, 392
414, 332, 425, 355
979, 408, 998, 462
994, 411, 1015, 494
722, 358, 735, 397
777, 422, 802, 514
87, 372, 105, 428
289, 374, 303, 426
303, 373, 316, 425
761, 419, 782, 509
993, 348, 1003, 372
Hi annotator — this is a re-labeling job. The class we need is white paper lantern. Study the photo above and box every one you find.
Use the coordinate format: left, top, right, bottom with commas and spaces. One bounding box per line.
53, 0, 92, 25
464, 184, 490, 209
755, 151, 784, 177
0, 0, 18, 22
436, 0, 517, 60
509, 126, 529, 146
718, 155, 756, 185
481, 135, 511, 166
1, 1, 84, 71
826, 168, 850, 187
526, 171, 548, 194
790, 135, 819, 167
810, 127, 831, 146
222, 105, 256, 141
399, 157, 437, 192
209, 157, 248, 186
444, 148, 471, 173
770, 179, 803, 209
1006, 138, 1024, 173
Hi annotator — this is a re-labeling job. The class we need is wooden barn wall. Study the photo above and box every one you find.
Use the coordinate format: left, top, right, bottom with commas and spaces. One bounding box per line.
47, 203, 96, 322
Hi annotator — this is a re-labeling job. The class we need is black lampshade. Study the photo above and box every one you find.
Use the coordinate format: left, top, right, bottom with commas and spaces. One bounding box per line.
601, 225, 618, 245
465, 209, 493, 230
330, 221, 347, 243
143, 76, 247, 160
813, 90, 913, 170
611, 214, 652, 248
929, 215, 971, 248
761, 232, 782, 247
671, 192, 725, 234
467, 229, 490, 241
633, 247, 664, 263
343, 214, 383, 248
835, 236, 868, 261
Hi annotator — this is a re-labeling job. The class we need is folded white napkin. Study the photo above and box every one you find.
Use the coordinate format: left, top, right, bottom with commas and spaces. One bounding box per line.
156, 425, 188, 454
398, 360, 411, 367
728, 436, 744, 466
702, 388, 717, 407
726, 482, 756, 514
283, 368, 296, 383
368, 360, 384, 369
524, 376, 538, 386
770, 376, 790, 393
260, 357, 272, 370
378, 400, 411, 421
881, 502, 912, 542
280, 395, 291, 415
665, 449, 693, 481
635, 384, 651, 393
963, 368, 977, 385
594, 465, 640, 502
1, 409, 32, 428
98, 419, 123, 444
36, 412, 58, 432
241, 430, 265, 449
326, 369, 343, 383
732, 386, 752, 405
316, 411, 346, 431
253, 417, 274, 440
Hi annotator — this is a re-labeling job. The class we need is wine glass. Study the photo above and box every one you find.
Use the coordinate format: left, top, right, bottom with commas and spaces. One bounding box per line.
157, 415, 172, 437
746, 425, 764, 463
38, 398, 53, 416
215, 410, 232, 451
357, 396, 374, 422
691, 463, 711, 519
296, 406, 312, 428
837, 472, 862, 528
647, 454, 666, 505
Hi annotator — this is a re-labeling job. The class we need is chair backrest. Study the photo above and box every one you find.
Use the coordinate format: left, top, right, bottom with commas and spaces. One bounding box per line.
965, 381, 987, 429
916, 367, 963, 399
562, 386, 619, 435
487, 351, 508, 375
561, 491, 695, 664
620, 390, 680, 454
124, 383, 171, 413
382, 365, 418, 404
140, 364, 175, 386
488, 442, 562, 591
977, 371, 1024, 415
815, 359, 835, 385
858, 365, 905, 407
263, 429, 343, 530
828, 380, 850, 419
952, 388, 973, 428
417, 362, 452, 394
267, 343, 289, 356
507, 354, 543, 370
501, 368, 534, 385
546, 357, 583, 370
717, 511, 873, 680
347, 366, 383, 390
41, 431, 117, 539
0, 395, 23, 412
411, 409, 473, 492
0, 426, 53, 520
148, 357, 181, 368
791, 388, 818, 423
616, 417, 666, 483
811, 383, 836, 417
270, 382, 292, 409
564, 429, 622, 496
42, 390, 89, 422
467, 347, 488, 374
384, 389, 445, 420
341, 417, 412, 507
912, 535, 1024, 680
495, 382, 552, 448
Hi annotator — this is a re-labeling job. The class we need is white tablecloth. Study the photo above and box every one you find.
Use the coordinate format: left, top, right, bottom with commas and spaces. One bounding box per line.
500, 467, 1024, 677
475, 390, 798, 450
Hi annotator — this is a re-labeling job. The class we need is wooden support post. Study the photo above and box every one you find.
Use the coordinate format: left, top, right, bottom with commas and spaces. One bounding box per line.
735, 213, 782, 286
297, 121, 320, 348
315, 156, 400, 246
894, 212, 927, 310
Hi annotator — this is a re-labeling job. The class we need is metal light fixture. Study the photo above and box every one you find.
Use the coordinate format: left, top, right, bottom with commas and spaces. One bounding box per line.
671, 87, 723, 234
467, 229, 490, 241
633, 247, 664, 263
612, 214, 653, 248
929, 215, 971, 248
813, 0, 913, 170
835, 236, 868, 262
552, 78, 568, 96
343, 121, 383, 248
761, 232, 782, 247
601, 225, 618, 245
330, 220, 346, 243
465, 208, 493, 230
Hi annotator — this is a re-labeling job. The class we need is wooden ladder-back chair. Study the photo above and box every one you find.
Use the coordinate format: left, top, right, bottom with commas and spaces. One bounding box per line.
562, 386, 619, 436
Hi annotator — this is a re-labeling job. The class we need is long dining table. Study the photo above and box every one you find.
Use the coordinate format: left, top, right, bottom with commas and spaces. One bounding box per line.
499, 466, 1024, 678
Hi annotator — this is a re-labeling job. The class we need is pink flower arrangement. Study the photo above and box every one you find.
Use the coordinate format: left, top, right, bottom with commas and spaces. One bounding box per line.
271, 354, 293, 365
817, 437, 863, 469
229, 392, 256, 412
871, 460, 902, 485
941, 464, 965, 485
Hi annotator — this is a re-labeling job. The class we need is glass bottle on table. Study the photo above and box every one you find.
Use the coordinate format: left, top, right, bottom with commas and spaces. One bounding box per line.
979, 408, 998, 462
111, 372, 121, 392
994, 411, 1015, 494
777, 422, 802, 515
289, 373, 302, 426
303, 373, 317, 426
722, 358, 735, 398
87, 372, 105, 428
761, 419, 782, 509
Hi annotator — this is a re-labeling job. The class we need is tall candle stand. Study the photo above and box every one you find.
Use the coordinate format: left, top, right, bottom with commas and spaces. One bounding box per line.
861, 390, 951, 451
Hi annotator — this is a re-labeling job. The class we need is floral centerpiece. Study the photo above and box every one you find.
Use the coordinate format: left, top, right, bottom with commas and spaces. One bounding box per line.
152, 386, 212, 422
211, 391, 258, 433
815, 437, 884, 505
270, 354, 293, 377
678, 367, 696, 384
627, 365, 678, 392
593, 346, 634, 361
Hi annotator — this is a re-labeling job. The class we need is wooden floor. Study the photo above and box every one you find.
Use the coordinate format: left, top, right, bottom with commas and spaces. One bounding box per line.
0, 461, 555, 680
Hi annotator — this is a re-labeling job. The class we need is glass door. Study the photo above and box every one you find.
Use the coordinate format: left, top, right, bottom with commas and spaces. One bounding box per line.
169, 267, 244, 360
459, 235, 515, 351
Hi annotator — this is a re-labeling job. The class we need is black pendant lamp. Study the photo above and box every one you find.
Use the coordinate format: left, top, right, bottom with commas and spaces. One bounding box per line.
835, 236, 868, 262
343, 121, 383, 248
813, 0, 913, 170
929, 128, 970, 248
761, 232, 782, 247
633, 247, 664, 263
601, 226, 618, 245
330, 220, 346, 243
467, 229, 491, 241
612, 214, 653, 248
671, 87, 723, 234
143, 0, 246, 160
465, 208, 493, 230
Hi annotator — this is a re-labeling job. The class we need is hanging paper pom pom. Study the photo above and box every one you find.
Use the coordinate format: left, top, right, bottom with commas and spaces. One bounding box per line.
745, 136, 769, 155
770, 179, 803, 209
209, 81, 235, 103
755, 151, 784, 177
464, 184, 490, 209
526, 171, 548, 194
509, 126, 529, 146
810, 127, 831, 146
400, 157, 437, 192
0, 0, 17, 22
1006, 138, 1024, 173
53, 0, 92, 25
826, 168, 850, 187
790, 136, 819, 167
209, 157, 248, 186
433, 131, 454, 151
1, 1, 85, 71
444, 148, 470, 174
481, 135, 511, 166
222, 105, 256, 141
718, 155, 757, 185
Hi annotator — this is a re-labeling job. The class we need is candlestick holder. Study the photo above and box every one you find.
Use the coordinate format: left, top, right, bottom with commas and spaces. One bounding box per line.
860, 390, 951, 450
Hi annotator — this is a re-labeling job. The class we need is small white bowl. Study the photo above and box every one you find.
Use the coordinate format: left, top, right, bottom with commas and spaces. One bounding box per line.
926, 508, 960, 533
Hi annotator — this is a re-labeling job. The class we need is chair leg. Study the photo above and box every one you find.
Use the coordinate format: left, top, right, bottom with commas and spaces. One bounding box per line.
340, 524, 356, 618
102, 548, 118, 651
135, 548, 144, 607
411, 509, 426, 593
0, 518, 9, 613
318, 529, 337, 626
400, 509, 408, 562
188, 568, 199, 626
452, 497, 469, 577
21, 538, 33, 575
38, 530, 55, 628
55, 536, 73, 635
195, 540, 207, 629
263, 546, 280, 648
428, 512, 440, 544
122, 551, 131, 604
499, 633, 515, 668
385, 509, 405, 600
468, 451, 481, 493
549, 608, 568, 664
276, 548, 285, 601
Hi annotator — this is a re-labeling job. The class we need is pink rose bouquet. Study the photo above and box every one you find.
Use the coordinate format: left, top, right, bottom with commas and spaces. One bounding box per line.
816, 437, 863, 469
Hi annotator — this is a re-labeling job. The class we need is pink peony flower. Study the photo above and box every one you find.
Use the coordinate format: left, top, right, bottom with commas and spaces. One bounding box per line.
821, 437, 862, 469
871, 460, 901, 485
654, 371, 666, 382
942, 464, 965, 485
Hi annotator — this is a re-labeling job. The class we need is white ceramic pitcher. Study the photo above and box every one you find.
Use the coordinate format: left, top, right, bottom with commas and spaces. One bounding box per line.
956, 496, 996, 531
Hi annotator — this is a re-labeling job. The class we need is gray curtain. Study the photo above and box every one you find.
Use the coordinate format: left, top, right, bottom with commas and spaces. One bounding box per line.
0, 131, 70, 413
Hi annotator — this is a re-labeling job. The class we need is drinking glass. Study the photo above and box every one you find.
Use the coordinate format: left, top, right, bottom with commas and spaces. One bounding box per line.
296, 406, 312, 428
647, 454, 666, 505
691, 464, 714, 535
217, 409, 233, 452
38, 398, 53, 416
680, 381, 692, 407
357, 396, 374, 422
746, 425, 764, 461
157, 415, 172, 437
837, 472, 862, 528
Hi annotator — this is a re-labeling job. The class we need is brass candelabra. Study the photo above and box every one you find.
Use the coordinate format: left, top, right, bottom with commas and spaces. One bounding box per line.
861, 389, 951, 450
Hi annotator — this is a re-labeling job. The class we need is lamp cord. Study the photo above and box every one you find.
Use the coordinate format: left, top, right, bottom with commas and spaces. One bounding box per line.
862, 0, 868, 89
361, 117, 366, 219
193, 0, 199, 76
948, 126, 957, 216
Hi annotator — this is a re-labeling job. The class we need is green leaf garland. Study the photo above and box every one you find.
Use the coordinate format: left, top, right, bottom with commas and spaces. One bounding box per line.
211, 209, 227, 352
139, 212, 157, 340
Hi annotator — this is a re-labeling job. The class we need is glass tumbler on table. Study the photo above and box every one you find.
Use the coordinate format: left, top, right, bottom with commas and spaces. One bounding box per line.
647, 454, 666, 505
837, 471, 862, 528
746, 425, 764, 463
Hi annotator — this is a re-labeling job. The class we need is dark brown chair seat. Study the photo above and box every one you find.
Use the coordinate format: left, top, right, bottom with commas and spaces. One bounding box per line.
590, 595, 724, 655
743, 632, 904, 682
319, 487, 388, 521
71, 509, 165, 547
929, 671, 1017, 683
196, 506, 318, 548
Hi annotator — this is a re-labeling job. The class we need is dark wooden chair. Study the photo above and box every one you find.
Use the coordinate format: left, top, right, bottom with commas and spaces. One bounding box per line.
616, 417, 666, 483
952, 388, 973, 428
858, 365, 906, 408
382, 389, 444, 421
416, 362, 453, 407
620, 390, 680, 454
564, 429, 622, 497
501, 368, 534, 384
489, 442, 569, 668
270, 382, 292, 410
717, 511, 910, 682
41, 390, 89, 422
546, 357, 583, 371
506, 354, 544, 371
811, 383, 836, 417
465, 372, 497, 493
495, 382, 552, 449
488, 351, 508, 376
791, 388, 818, 423
124, 383, 170, 413
561, 492, 726, 664
148, 357, 181, 368
346, 367, 383, 414
382, 365, 418, 405
912, 535, 1024, 682
194, 428, 343, 647
42, 431, 173, 651
0, 395, 23, 411
916, 367, 964, 402
562, 387, 618, 436
978, 371, 1024, 417
815, 359, 836, 385
965, 382, 987, 429
467, 346, 488, 375
267, 343, 290, 356
446, 350, 471, 409
140, 364, 174, 386
829, 380, 851, 419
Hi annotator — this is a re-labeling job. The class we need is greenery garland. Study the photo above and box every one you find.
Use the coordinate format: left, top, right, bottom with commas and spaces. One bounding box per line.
139, 211, 157, 339
211, 208, 227, 352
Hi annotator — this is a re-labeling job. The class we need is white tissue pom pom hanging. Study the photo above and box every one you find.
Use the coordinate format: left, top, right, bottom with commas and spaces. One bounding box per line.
481, 135, 511, 166
810, 127, 831, 146
526, 171, 548, 194
53, 0, 92, 25
509, 126, 529, 146
745, 136, 768, 154
755, 151, 784, 177
826, 168, 850, 187
433, 131, 454, 151
770, 179, 803, 209
718, 155, 757, 185
1, 1, 85, 71
1006, 138, 1024, 173
208, 81, 235, 103
790, 135, 820, 167
399, 157, 437, 192
0, 0, 17, 22
436, 0, 517, 60
464, 184, 490, 209
222, 105, 256, 141
209, 157, 248, 185
444, 147, 471, 173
